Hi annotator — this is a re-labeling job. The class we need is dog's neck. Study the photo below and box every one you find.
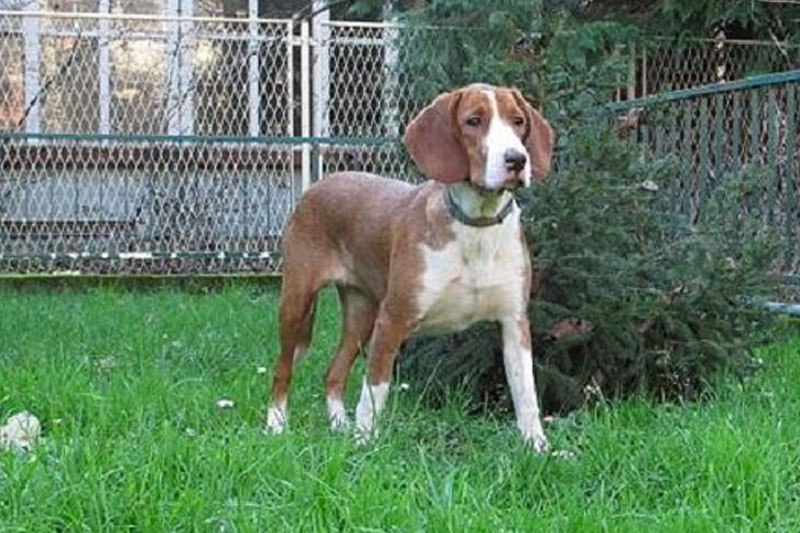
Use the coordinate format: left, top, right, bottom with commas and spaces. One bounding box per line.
445, 183, 514, 226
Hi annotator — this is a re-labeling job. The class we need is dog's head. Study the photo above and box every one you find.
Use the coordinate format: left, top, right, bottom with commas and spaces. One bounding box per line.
403, 84, 554, 190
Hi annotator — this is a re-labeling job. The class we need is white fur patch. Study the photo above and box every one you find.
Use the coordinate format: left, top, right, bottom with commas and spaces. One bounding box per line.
415, 200, 546, 450
292, 345, 308, 365
482, 89, 531, 188
265, 398, 287, 434
327, 395, 350, 432
355, 380, 390, 442
416, 207, 526, 333
501, 317, 548, 452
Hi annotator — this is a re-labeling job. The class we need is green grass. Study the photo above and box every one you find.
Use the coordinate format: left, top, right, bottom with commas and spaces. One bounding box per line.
1, 286, 800, 532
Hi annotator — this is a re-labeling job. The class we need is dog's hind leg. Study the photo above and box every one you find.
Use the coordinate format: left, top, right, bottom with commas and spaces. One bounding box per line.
266, 269, 322, 434
325, 286, 378, 431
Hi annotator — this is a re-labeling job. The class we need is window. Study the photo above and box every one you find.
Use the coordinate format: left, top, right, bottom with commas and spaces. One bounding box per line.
1, 0, 293, 136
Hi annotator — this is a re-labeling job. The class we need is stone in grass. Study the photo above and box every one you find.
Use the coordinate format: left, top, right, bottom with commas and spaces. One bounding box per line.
93, 356, 117, 373
215, 398, 235, 410
551, 449, 578, 460
0, 411, 41, 452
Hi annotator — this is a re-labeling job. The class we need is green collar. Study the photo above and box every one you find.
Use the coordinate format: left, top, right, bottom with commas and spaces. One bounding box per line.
444, 186, 515, 227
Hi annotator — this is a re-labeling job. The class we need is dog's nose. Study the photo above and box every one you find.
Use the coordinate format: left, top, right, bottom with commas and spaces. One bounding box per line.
504, 149, 527, 172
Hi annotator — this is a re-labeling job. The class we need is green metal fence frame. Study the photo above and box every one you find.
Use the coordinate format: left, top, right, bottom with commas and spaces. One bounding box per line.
604, 69, 800, 111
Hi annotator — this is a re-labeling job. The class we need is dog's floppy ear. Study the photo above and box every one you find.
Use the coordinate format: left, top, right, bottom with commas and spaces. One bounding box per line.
403, 91, 469, 183
512, 89, 555, 181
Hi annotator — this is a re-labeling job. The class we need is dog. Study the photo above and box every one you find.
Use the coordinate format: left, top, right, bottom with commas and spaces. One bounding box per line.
266, 83, 555, 451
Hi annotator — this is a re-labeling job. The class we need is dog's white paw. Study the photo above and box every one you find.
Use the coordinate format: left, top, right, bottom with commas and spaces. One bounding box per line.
354, 426, 377, 446
327, 397, 351, 433
329, 412, 351, 433
264, 405, 286, 435
525, 432, 549, 453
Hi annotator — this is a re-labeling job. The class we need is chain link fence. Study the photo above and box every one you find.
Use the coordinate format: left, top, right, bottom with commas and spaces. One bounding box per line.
315, 20, 479, 182
638, 38, 800, 97
0, 135, 295, 273
608, 70, 800, 274
1, 11, 298, 273
1, 8, 798, 275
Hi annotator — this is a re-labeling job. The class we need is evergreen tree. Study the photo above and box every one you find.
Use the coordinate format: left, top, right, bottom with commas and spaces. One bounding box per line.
386, 0, 780, 412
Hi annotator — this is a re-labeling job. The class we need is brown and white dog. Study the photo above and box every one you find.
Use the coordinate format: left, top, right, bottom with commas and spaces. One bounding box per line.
267, 84, 555, 451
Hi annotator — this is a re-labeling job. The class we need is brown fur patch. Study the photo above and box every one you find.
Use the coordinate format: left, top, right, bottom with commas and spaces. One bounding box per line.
403, 92, 469, 183
510, 88, 555, 181
424, 185, 456, 250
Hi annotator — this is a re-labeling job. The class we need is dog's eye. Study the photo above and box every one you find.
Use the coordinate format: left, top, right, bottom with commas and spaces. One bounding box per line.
465, 116, 481, 127
513, 117, 525, 127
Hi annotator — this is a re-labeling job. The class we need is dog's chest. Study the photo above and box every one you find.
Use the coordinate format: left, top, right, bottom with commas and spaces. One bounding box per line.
415, 218, 526, 333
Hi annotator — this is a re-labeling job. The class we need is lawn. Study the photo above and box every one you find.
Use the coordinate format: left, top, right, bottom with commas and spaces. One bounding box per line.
1, 285, 800, 532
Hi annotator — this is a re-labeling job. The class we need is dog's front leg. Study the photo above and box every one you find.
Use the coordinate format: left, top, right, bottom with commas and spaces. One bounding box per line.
501, 317, 548, 452
355, 307, 413, 443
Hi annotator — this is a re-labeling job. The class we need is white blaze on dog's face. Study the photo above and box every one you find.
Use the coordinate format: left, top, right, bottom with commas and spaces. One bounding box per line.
483, 89, 532, 189
454, 87, 531, 190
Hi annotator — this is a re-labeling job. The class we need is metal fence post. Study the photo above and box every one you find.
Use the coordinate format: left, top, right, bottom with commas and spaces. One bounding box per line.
382, 2, 400, 138
22, 1, 40, 134
166, 0, 181, 135
312, 0, 330, 182
767, 88, 778, 228
98, 0, 111, 137
301, 19, 311, 194
786, 85, 797, 270
247, 0, 260, 138
285, 19, 296, 203
179, 0, 194, 135
286, 18, 294, 139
